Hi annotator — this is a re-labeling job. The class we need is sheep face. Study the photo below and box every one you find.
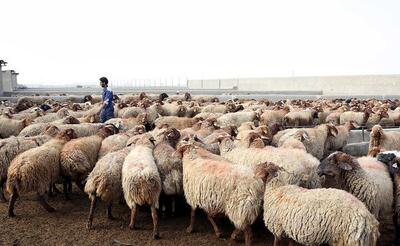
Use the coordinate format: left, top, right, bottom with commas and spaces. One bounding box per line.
318, 152, 358, 183
370, 125, 383, 147
57, 128, 78, 141
43, 125, 60, 137
377, 152, 400, 175
254, 162, 281, 183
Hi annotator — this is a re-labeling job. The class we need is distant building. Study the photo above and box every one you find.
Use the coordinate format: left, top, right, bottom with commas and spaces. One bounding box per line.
2, 70, 19, 94
187, 74, 400, 96
0, 60, 6, 96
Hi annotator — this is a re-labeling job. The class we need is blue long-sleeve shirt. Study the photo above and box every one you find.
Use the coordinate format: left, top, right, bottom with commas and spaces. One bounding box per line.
102, 87, 114, 113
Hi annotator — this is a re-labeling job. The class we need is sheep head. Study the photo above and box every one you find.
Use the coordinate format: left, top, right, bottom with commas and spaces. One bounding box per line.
254, 162, 282, 183
99, 124, 119, 138
377, 152, 400, 175
326, 124, 338, 137
83, 95, 93, 103
159, 93, 169, 101
176, 105, 187, 117
370, 125, 383, 147
184, 92, 192, 101
43, 125, 60, 137
318, 151, 360, 184
63, 116, 80, 124
57, 128, 77, 141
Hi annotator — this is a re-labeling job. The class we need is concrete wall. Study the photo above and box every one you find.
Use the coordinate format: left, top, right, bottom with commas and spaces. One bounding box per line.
0, 65, 3, 96
188, 74, 400, 96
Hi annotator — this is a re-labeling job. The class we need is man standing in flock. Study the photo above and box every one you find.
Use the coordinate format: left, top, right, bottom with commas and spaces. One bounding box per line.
99, 77, 114, 123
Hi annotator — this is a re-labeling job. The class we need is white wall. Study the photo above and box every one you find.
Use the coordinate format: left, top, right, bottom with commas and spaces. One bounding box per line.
2, 70, 13, 92
0, 65, 3, 96
188, 75, 400, 95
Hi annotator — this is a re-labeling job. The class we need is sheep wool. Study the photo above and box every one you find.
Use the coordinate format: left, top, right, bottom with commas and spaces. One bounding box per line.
122, 135, 161, 239
263, 175, 379, 246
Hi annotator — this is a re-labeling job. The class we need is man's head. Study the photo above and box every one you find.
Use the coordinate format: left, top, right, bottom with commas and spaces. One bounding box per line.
99, 77, 108, 88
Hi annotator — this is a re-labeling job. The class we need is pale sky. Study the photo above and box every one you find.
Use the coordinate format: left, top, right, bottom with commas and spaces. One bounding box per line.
1, 0, 399, 85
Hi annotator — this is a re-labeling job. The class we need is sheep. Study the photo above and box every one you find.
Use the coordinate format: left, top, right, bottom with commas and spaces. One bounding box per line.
60, 124, 119, 199
161, 102, 186, 117
105, 113, 147, 131
376, 151, 400, 243
236, 125, 272, 146
84, 146, 133, 229
366, 110, 390, 129
263, 165, 379, 246
318, 152, 393, 222
19, 122, 105, 138
259, 108, 288, 127
6, 128, 77, 217
120, 106, 146, 118
0, 115, 31, 138
216, 111, 259, 128
326, 120, 359, 152
217, 136, 321, 188
98, 125, 146, 159
56, 123, 106, 138
340, 109, 372, 126
18, 122, 52, 137
0, 125, 61, 202
153, 127, 182, 216
122, 134, 161, 239
33, 108, 70, 123
283, 109, 318, 127
174, 143, 270, 246
369, 124, 400, 152
52, 115, 81, 125
276, 129, 309, 151
15, 96, 45, 112
154, 116, 201, 130
235, 132, 265, 149
273, 124, 338, 160
194, 112, 223, 120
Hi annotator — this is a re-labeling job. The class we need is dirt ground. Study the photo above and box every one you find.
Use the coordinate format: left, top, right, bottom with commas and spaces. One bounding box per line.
0, 188, 395, 246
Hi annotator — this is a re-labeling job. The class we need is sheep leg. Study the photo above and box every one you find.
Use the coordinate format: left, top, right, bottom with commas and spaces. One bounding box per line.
0, 179, 7, 202
186, 208, 196, 233
151, 205, 160, 240
37, 193, 55, 213
63, 176, 72, 200
86, 196, 97, 229
76, 179, 85, 192
273, 236, 281, 246
48, 184, 55, 197
52, 184, 61, 194
207, 214, 222, 238
230, 229, 241, 241
243, 226, 253, 246
171, 196, 176, 217
8, 188, 19, 217
128, 204, 138, 230
106, 203, 115, 220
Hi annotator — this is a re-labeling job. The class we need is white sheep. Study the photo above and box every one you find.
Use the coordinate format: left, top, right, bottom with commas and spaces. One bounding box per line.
6, 129, 77, 217
175, 143, 270, 246
369, 124, 400, 152
217, 136, 321, 188
263, 166, 379, 246
84, 146, 132, 229
122, 135, 161, 239
0, 125, 60, 202
318, 152, 393, 223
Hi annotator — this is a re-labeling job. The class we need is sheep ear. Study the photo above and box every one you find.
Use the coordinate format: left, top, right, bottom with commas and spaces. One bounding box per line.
328, 125, 338, 137
301, 132, 310, 141
338, 162, 353, 171
351, 121, 360, 129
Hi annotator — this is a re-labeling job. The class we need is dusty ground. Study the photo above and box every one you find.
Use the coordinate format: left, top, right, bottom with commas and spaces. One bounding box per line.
0, 188, 395, 246
0, 188, 275, 246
